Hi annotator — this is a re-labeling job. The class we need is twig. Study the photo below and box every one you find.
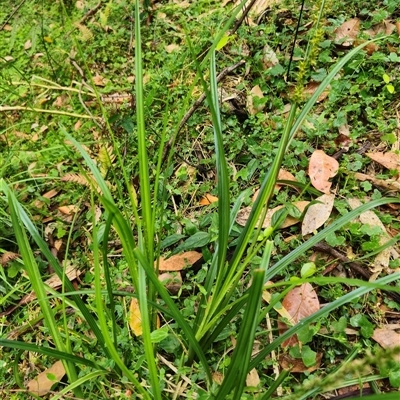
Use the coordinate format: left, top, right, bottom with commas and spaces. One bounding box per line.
230, 0, 258, 35
161, 59, 246, 165
0, 105, 98, 119
313, 242, 400, 303
79, 2, 102, 24
0, 0, 27, 31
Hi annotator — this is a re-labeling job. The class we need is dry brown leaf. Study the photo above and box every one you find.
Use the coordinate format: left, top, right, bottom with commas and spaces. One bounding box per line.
247, 85, 264, 115
278, 283, 320, 348
372, 326, 400, 362
61, 172, 91, 186
93, 74, 107, 86
300, 81, 330, 102
354, 172, 400, 191
24, 40, 32, 50
262, 43, 279, 69
1, 251, 19, 266
157, 251, 202, 271
236, 201, 309, 229
302, 193, 335, 236
396, 21, 400, 35
129, 298, 142, 336
165, 44, 180, 53
278, 352, 322, 373
199, 194, 219, 205
58, 205, 80, 215
308, 150, 339, 194
0, 265, 80, 317
158, 272, 182, 294
27, 360, 66, 396
366, 151, 400, 174
212, 371, 224, 385
347, 198, 398, 277
262, 289, 293, 321
334, 18, 360, 46
246, 368, 260, 387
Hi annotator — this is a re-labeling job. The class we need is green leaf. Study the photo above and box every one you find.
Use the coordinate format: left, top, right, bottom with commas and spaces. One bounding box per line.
301, 262, 316, 278
150, 327, 169, 343
301, 345, 317, 367
216, 34, 234, 51
383, 73, 390, 84
160, 234, 186, 250
386, 84, 395, 94
173, 231, 211, 253
350, 314, 374, 338
389, 368, 400, 387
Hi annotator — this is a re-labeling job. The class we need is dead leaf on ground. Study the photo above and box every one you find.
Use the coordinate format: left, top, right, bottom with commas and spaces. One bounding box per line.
165, 44, 180, 53
158, 272, 182, 294
0, 264, 81, 317
129, 298, 142, 336
372, 326, 400, 362
252, 169, 299, 202
246, 368, 260, 387
58, 205, 80, 215
347, 198, 399, 278
296, 81, 330, 103
236, 201, 309, 229
302, 193, 335, 236
93, 74, 107, 87
26, 360, 66, 396
366, 151, 400, 175
278, 283, 320, 348
354, 172, 400, 192
278, 352, 322, 373
1, 251, 19, 266
334, 18, 360, 46
246, 85, 264, 115
262, 43, 279, 69
308, 150, 339, 194
199, 194, 218, 206
157, 251, 202, 271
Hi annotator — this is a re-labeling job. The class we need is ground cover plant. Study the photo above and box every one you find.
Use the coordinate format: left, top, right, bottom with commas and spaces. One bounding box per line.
0, 0, 400, 398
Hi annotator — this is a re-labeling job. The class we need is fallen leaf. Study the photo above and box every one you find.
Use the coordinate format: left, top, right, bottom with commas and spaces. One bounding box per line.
1, 251, 19, 266
308, 150, 339, 194
129, 298, 142, 336
212, 371, 224, 385
278, 352, 322, 373
26, 360, 65, 396
278, 283, 320, 348
246, 368, 260, 387
236, 201, 309, 229
165, 44, 180, 53
334, 18, 360, 46
396, 21, 400, 36
372, 326, 400, 362
24, 40, 32, 50
58, 205, 80, 215
158, 272, 182, 294
347, 198, 398, 278
247, 85, 264, 115
366, 151, 400, 174
299, 81, 330, 103
199, 194, 219, 205
93, 74, 107, 87
354, 172, 400, 192
0, 265, 81, 317
302, 193, 335, 236
157, 251, 202, 271
262, 43, 279, 69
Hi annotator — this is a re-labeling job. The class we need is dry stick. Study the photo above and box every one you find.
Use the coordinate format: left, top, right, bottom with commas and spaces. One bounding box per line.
161, 59, 246, 165
313, 242, 400, 304
0, 0, 27, 31
230, 0, 259, 35
0, 106, 97, 119
79, 2, 102, 24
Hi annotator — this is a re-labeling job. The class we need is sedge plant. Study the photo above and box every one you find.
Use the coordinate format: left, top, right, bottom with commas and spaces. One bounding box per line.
1, 0, 399, 398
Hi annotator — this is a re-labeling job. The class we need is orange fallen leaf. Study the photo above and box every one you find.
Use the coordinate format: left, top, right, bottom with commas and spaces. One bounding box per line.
199, 194, 219, 205
302, 193, 335, 236
93, 74, 107, 86
247, 85, 264, 115
58, 205, 80, 215
308, 150, 339, 194
278, 283, 320, 348
366, 152, 400, 174
157, 251, 202, 271
129, 298, 142, 336
278, 352, 322, 373
27, 360, 66, 396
